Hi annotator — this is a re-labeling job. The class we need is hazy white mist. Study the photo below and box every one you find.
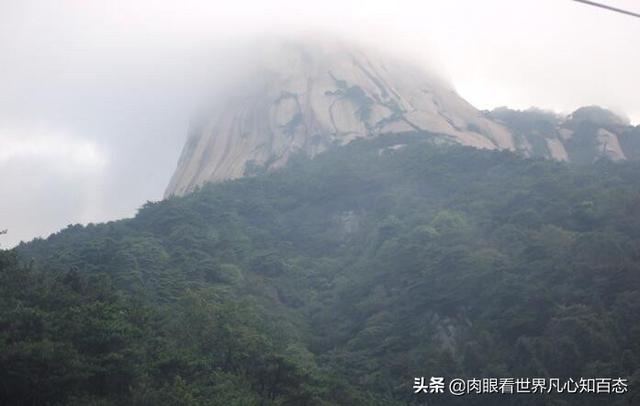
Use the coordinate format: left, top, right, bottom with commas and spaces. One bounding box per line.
1, 0, 639, 247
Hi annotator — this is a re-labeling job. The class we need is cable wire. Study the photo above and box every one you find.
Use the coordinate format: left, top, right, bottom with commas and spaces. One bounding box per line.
572, 0, 640, 19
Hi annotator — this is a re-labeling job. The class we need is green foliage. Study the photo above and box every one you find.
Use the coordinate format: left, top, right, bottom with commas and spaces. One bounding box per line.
3, 134, 640, 405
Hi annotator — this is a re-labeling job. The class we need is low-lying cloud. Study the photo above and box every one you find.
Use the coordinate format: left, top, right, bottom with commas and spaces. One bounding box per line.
1, 0, 638, 247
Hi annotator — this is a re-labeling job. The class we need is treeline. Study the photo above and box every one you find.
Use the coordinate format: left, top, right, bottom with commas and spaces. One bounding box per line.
2, 134, 640, 405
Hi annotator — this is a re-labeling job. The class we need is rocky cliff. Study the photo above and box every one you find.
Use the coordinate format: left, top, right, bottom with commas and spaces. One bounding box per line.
165, 40, 638, 197
486, 105, 639, 164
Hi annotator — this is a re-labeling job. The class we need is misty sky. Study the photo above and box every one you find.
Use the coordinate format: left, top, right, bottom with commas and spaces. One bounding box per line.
1, 0, 639, 248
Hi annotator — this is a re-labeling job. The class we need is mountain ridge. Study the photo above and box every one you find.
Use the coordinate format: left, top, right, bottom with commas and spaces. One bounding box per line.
165, 40, 639, 197
164, 39, 513, 197
485, 105, 639, 163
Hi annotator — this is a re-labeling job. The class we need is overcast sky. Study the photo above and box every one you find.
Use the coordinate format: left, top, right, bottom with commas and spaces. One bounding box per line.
1, 0, 639, 248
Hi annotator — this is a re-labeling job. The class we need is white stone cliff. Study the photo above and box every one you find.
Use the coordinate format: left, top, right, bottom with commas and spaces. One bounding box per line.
165, 40, 637, 197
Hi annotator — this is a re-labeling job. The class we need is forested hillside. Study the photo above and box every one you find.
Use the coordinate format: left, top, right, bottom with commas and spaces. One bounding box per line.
3, 134, 640, 405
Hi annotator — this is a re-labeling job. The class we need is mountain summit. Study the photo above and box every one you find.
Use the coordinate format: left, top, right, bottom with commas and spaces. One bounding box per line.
164, 40, 513, 196
165, 40, 638, 196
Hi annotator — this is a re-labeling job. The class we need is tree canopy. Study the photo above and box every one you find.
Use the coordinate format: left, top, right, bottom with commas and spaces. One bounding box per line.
3, 134, 640, 405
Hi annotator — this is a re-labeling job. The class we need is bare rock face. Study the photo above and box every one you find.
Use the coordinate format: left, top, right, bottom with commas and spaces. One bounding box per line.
165, 40, 638, 197
165, 40, 514, 197
486, 106, 638, 163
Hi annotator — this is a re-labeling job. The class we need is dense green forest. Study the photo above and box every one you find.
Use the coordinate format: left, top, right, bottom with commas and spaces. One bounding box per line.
2, 134, 640, 405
